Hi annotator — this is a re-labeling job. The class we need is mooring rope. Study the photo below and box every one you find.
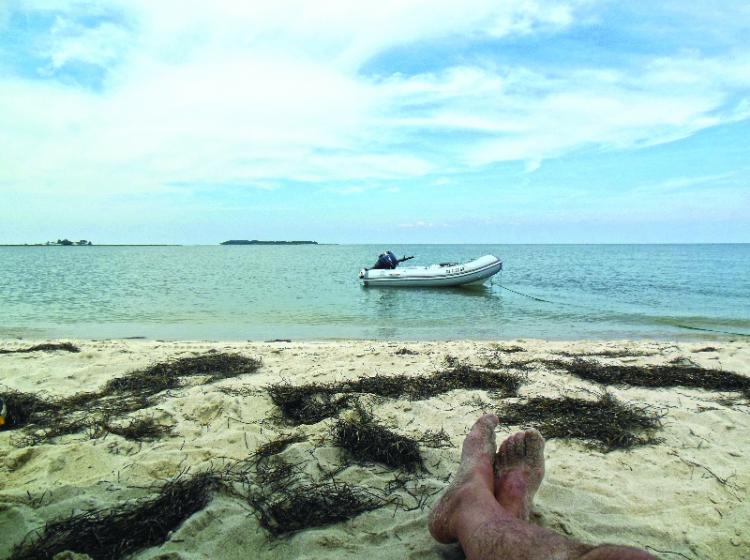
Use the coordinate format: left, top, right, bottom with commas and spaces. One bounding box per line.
495, 284, 750, 337
495, 284, 561, 305
673, 324, 750, 337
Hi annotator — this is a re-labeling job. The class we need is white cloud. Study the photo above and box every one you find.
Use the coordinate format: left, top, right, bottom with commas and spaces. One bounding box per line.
42, 17, 133, 72
1, 0, 749, 206
379, 57, 748, 167
524, 159, 542, 173
484, 0, 574, 37
322, 184, 404, 195
399, 220, 435, 229
634, 171, 741, 194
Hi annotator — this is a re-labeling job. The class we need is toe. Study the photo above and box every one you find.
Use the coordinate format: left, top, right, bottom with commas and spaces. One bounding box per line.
523, 429, 545, 467
495, 430, 539, 469
479, 413, 500, 431
495, 439, 508, 471
496, 431, 519, 461
461, 414, 499, 461
495, 436, 510, 470
508, 431, 525, 459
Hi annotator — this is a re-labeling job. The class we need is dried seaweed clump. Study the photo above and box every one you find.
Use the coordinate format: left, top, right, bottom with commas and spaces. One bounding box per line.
13, 418, 99, 447
267, 384, 353, 425
332, 412, 423, 471
103, 368, 182, 397
250, 433, 307, 465
10, 472, 219, 560
419, 428, 452, 448
1, 388, 155, 446
253, 457, 303, 489
105, 353, 262, 396
558, 349, 655, 358
267, 365, 522, 424
394, 347, 418, 355
345, 365, 523, 400
0, 387, 144, 442
18, 416, 172, 446
692, 347, 719, 353
0, 342, 80, 355
0, 390, 109, 444
3, 353, 258, 444
436, 364, 524, 396
248, 481, 385, 537
0, 390, 61, 430
103, 417, 173, 442
144, 353, 262, 382
483, 355, 536, 372
547, 359, 750, 396
497, 393, 663, 452
491, 345, 526, 354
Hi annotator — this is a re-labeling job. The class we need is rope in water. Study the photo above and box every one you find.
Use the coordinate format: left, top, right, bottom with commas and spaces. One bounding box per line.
673, 324, 750, 337
495, 284, 750, 338
495, 284, 561, 305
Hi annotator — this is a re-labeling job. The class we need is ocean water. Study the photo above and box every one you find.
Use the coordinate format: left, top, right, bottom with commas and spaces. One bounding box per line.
0, 244, 748, 341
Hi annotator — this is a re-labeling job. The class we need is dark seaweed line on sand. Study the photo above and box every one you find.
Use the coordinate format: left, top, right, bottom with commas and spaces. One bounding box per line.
12, 455, 391, 557
2, 353, 262, 445
544, 359, 750, 395
267, 365, 523, 425
247, 479, 386, 537
10, 473, 219, 560
497, 393, 664, 452
0, 342, 80, 355
266, 367, 663, 452
332, 406, 425, 472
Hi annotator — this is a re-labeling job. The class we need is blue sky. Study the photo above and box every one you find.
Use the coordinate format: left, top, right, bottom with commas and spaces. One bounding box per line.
1, 0, 748, 244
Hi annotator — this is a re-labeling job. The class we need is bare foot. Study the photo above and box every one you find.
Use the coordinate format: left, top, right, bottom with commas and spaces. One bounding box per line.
428, 414, 499, 544
493, 428, 545, 521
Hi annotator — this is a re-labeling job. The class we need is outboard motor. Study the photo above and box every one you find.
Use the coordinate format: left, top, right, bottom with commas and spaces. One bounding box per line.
372, 251, 400, 270
360, 251, 416, 282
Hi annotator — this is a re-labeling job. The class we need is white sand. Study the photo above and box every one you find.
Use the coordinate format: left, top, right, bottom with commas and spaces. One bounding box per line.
0, 339, 748, 560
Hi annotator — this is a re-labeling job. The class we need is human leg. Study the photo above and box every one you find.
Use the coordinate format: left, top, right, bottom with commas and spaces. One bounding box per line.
428, 415, 655, 560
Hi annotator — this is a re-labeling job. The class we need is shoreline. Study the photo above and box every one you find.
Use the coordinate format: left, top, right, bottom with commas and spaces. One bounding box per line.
0, 330, 743, 344
1, 338, 748, 559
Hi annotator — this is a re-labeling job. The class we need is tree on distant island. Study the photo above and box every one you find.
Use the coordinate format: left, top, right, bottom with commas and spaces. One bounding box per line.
220, 239, 317, 245
51, 238, 92, 246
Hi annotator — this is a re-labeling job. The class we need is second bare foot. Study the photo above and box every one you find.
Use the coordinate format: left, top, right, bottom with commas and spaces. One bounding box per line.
494, 428, 545, 520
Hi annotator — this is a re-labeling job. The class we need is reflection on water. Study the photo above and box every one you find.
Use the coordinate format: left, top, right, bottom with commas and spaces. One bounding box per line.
0, 244, 747, 340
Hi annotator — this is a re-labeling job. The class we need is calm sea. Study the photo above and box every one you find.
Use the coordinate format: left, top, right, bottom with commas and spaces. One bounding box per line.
0, 244, 748, 341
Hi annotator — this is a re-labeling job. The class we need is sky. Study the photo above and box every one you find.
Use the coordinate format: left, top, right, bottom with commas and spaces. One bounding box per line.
1, 0, 749, 244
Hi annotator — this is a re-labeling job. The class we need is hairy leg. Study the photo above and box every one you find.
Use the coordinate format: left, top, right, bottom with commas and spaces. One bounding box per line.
429, 416, 655, 560
428, 413, 500, 544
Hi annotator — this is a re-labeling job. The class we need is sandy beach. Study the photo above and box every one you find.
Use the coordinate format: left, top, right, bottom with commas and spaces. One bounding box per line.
0, 338, 748, 560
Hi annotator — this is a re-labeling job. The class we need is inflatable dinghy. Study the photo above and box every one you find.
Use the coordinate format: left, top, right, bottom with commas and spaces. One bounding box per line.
359, 251, 502, 288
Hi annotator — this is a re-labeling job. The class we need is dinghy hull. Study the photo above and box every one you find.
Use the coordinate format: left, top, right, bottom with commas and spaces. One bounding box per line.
359, 255, 502, 288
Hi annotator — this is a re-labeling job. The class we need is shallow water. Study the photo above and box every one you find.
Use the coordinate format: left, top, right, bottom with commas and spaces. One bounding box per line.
0, 244, 748, 340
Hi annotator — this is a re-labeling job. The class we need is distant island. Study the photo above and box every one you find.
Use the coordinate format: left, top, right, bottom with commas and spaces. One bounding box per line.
0, 240, 180, 247
1, 238, 94, 246
220, 240, 318, 245
47, 238, 92, 246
